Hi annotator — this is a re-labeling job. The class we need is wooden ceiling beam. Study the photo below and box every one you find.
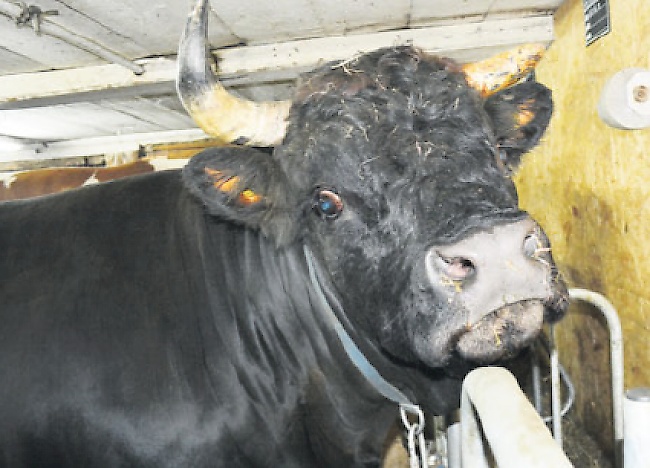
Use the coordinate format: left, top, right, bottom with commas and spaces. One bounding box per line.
0, 15, 554, 110
0, 129, 212, 167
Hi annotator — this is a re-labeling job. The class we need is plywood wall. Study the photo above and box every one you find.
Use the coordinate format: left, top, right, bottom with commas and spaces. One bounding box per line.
514, 0, 650, 456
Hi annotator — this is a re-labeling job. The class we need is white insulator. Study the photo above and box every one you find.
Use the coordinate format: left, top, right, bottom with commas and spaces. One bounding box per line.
598, 68, 650, 129
624, 387, 650, 468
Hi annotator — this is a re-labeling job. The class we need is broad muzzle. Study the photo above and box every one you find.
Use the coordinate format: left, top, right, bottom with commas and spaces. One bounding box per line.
425, 217, 566, 362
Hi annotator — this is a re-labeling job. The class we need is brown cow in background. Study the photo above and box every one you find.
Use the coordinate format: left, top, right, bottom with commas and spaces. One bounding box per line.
0, 158, 187, 202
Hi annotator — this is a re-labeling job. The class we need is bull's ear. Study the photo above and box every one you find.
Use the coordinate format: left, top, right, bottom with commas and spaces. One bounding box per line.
483, 80, 552, 171
182, 147, 291, 234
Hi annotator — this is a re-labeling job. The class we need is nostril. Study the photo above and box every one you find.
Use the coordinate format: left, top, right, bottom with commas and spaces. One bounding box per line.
523, 233, 539, 258
439, 254, 475, 281
523, 230, 552, 260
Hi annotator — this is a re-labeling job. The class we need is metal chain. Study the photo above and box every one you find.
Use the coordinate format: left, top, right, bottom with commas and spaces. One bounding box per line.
399, 403, 429, 468
15, 3, 59, 36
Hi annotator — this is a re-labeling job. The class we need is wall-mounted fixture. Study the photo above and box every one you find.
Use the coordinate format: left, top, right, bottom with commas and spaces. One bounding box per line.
598, 68, 650, 130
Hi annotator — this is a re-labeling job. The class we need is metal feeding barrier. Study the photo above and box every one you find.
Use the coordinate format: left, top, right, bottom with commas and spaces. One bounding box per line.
424, 288, 649, 468
458, 366, 573, 468
546, 288, 625, 468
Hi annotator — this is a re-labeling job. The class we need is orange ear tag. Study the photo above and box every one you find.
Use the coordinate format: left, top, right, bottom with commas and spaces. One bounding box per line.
515, 100, 536, 127
239, 190, 263, 205
204, 167, 262, 205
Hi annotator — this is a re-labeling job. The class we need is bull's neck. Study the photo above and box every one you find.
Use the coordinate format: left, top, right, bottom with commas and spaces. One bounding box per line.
302, 244, 415, 407
195, 218, 418, 407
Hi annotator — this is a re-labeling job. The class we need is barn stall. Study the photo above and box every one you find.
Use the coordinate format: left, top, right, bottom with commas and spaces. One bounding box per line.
0, 0, 648, 466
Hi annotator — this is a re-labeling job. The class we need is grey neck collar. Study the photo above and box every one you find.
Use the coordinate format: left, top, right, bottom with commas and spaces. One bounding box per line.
302, 244, 414, 406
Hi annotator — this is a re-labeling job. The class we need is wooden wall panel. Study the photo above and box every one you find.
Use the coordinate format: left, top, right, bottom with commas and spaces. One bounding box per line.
514, 0, 650, 457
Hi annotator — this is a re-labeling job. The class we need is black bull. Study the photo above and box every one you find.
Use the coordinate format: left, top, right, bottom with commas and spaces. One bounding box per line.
0, 36, 567, 468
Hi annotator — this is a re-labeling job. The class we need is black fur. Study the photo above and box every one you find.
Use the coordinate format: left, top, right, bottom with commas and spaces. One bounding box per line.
0, 47, 564, 468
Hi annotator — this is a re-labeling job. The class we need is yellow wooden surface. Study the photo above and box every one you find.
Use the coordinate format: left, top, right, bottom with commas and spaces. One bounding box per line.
144, 138, 227, 160
514, 0, 650, 455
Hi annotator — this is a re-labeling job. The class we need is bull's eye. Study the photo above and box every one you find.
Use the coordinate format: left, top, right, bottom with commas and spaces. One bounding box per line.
313, 188, 344, 220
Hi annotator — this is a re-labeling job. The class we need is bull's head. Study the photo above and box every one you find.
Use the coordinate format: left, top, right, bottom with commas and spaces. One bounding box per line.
178, 0, 567, 371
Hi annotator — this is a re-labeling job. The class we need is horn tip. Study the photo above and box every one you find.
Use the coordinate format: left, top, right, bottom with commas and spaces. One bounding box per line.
462, 42, 548, 97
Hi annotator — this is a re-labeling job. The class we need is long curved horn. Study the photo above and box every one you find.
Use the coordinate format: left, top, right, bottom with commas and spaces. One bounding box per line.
177, 0, 291, 146
462, 43, 546, 98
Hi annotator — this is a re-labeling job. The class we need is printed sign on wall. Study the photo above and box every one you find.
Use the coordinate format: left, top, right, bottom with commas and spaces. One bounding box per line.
584, 0, 611, 46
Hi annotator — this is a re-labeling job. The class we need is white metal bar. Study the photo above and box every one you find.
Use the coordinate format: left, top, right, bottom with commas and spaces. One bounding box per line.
531, 342, 543, 413
460, 366, 573, 468
568, 288, 624, 468
549, 325, 563, 447
624, 388, 650, 468
447, 420, 462, 468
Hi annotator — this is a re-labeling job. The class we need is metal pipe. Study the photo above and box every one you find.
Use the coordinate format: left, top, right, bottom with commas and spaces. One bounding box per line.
460, 366, 573, 468
446, 411, 462, 468
568, 288, 624, 468
549, 325, 563, 447
535, 335, 576, 422
547, 363, 576, 423
624, 388, 650, 468
0, 1, 144, 74
531, 342, 543, 413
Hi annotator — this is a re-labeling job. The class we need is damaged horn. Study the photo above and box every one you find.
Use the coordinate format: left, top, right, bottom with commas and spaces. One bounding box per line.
176, 0, 291, 146
462, 43, 546, 98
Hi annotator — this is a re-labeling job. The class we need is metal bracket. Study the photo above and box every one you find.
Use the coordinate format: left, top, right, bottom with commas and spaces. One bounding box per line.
15, 3, 59, 35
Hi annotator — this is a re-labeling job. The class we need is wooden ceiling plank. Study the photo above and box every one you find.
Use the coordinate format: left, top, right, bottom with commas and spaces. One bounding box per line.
214, 16, 554, 74
71, 103, 167, 135
99, 99, 196, 130
11, 0, 149, 58
0, 57, 177, 108
411, 0, 497, 20
282, 0, 411, 37
0, 102, 168, 140
0, 2, 143, 73
491, 0, 565, 11
0, 15, 99, 69
212, 0, 325, 44
0, 46, 43, 74
410, 0, 564, 20
0, 0, 566, 77
0, 0, 240, 75
0, 128, 210, 163
0, 15, 554, 109
0, 105, 105, 141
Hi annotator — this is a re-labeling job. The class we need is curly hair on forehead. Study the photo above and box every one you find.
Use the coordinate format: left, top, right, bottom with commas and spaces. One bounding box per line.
285, 47, 495, 173
294, 46, 467, 105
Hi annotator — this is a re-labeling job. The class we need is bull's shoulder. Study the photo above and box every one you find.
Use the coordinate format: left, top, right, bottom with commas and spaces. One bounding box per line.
0, 169, 186, 220
0, 169, 202, 278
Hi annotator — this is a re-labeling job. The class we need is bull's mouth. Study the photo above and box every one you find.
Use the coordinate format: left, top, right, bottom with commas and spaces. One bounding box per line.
454, 299, 544, 363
